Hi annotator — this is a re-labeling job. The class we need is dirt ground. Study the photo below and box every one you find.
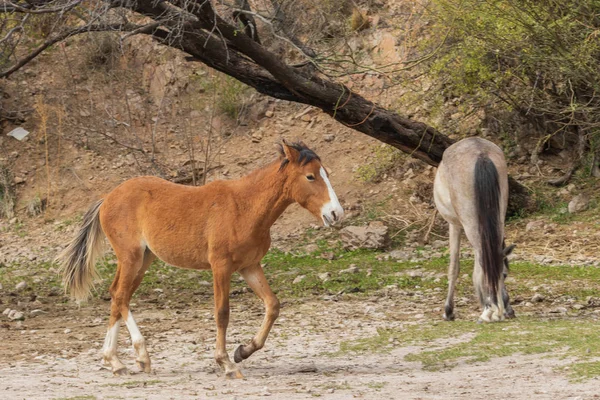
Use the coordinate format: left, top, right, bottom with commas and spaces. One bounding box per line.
2, 289, 599, 400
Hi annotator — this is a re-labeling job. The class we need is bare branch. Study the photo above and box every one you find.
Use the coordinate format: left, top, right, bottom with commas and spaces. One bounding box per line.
0, 22, 141, 78
0, 0, 83, 14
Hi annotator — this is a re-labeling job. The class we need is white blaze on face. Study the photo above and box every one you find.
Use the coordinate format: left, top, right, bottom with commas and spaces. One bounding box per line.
319, 167, 344, 227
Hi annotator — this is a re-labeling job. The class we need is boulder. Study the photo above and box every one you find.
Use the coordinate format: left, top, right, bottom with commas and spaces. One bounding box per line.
340, 221, 389, 250
568, 194, 590, 214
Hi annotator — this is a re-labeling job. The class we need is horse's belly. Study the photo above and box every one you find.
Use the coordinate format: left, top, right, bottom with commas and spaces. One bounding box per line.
147, 241, 211, 270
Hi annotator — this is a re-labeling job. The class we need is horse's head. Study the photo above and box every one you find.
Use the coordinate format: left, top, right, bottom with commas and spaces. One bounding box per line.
278, 141, 344, 227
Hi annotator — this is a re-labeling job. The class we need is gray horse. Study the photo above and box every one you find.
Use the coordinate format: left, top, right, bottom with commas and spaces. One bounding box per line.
434, 137, 516, 322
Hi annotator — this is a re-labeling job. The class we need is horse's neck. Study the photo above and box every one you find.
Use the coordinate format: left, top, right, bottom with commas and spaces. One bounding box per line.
234, 161, 293, 232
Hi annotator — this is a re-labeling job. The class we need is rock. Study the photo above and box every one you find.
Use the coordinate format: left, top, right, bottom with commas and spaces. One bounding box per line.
388, 250, 411, 261
261, 386, 272, 396
431, 240, 446, 249
265, 110, 274, 118
14, 176, 25, 184
251, 132, 262, 143
551, 307, 568, 314
3, 308, 11, 316
303, 244, 319, 254
318, 272, 331, 281
125, 154, 136, 166
15, 281, 27, 291
8, 310, 24, 321
407, 270, 424, 278
323, 134, 335, 142
64, 328, 72, 334
525, 220, 545, 232
292, 275, 306, 284
340, 221, 389, 250
339, 265, 359, 274
568, 194, 590, 214
0, 282, 3, 290
30, 309, 46, 316
320, 252, 335, 260
531, 293, 545, 303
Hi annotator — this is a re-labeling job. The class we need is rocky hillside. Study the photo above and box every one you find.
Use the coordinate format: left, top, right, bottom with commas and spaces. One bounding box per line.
0, 1, 598, 267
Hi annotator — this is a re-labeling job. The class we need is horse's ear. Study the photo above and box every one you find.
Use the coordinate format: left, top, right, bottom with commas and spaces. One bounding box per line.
503, 243, 516, 257
281, 140, 299, 163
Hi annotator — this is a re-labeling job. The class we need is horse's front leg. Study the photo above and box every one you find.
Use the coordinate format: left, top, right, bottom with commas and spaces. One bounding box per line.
234, 263, 280, 363
212, 265, 244, 379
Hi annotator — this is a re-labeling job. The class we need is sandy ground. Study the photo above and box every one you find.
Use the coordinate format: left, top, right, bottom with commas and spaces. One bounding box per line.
2, 294, 598, 400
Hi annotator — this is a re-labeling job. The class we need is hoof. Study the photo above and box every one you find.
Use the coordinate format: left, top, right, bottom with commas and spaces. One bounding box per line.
234, 345, 245, 363
505, 310, 516, 319
113, 367, 129, 376
137, 360, 152, 373
443, 313, 455, 321
225, 369, 245, 379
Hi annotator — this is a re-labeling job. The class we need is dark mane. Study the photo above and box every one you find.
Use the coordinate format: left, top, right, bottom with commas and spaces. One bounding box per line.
277, 141, 321, 171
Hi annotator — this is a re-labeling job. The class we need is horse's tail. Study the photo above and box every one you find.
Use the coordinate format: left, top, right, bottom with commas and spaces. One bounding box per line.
474, 154, 504, 309
57, 199, 105, 302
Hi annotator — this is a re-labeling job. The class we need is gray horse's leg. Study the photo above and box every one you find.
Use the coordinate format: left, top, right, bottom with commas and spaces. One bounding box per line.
443, 224, 462, 321
502, 266, 515, 318
474, 252, 504, 323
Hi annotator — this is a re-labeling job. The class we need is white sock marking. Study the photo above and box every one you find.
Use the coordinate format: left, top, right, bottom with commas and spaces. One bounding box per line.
102, 321, 120, 356
125, 310, 144, 345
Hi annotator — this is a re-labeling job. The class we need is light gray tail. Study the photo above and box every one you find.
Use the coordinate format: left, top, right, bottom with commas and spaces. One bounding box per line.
57, 199, 105, 302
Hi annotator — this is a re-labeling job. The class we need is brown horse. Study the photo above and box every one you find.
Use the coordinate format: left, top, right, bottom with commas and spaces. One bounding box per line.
433, 137, 515, 323
58, 141, 344, 378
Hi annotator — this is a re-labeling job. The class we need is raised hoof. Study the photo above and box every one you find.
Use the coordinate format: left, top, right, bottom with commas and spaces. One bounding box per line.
225, 369, 245, 379
113, 367, 129, 376
234, 345, 245, 364
137, 360, 152, 373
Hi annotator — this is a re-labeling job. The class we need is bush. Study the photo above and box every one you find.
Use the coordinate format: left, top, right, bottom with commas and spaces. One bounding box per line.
426, 0, 600, 162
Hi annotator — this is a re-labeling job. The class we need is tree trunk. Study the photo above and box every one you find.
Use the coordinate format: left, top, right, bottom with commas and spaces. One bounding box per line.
2, 0, 530, 213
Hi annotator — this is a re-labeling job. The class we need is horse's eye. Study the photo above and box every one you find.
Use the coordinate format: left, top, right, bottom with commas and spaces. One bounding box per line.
306, 174, 315, 181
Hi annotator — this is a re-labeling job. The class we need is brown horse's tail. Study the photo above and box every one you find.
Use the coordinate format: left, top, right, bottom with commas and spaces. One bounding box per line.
57, 199, 105, 302
474, 154, 504, 309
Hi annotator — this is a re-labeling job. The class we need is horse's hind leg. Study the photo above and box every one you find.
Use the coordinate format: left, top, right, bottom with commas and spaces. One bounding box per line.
102, 245, 152, 374
443, 224, 462, 321
102, 267, 127, 375
127, 249, 155, 373
502, 266, 515, 319
234, 263, 280, 363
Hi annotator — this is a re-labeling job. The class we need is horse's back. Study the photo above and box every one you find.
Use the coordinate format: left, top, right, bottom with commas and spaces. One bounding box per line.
99, 176, 228, 267
434, 137, 509, 227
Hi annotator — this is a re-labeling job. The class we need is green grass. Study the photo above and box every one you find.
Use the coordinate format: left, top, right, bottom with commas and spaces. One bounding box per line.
338, 316, 600, 381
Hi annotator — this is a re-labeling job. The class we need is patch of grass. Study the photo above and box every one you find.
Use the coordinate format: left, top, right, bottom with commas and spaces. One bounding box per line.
339, 317, 600, 380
